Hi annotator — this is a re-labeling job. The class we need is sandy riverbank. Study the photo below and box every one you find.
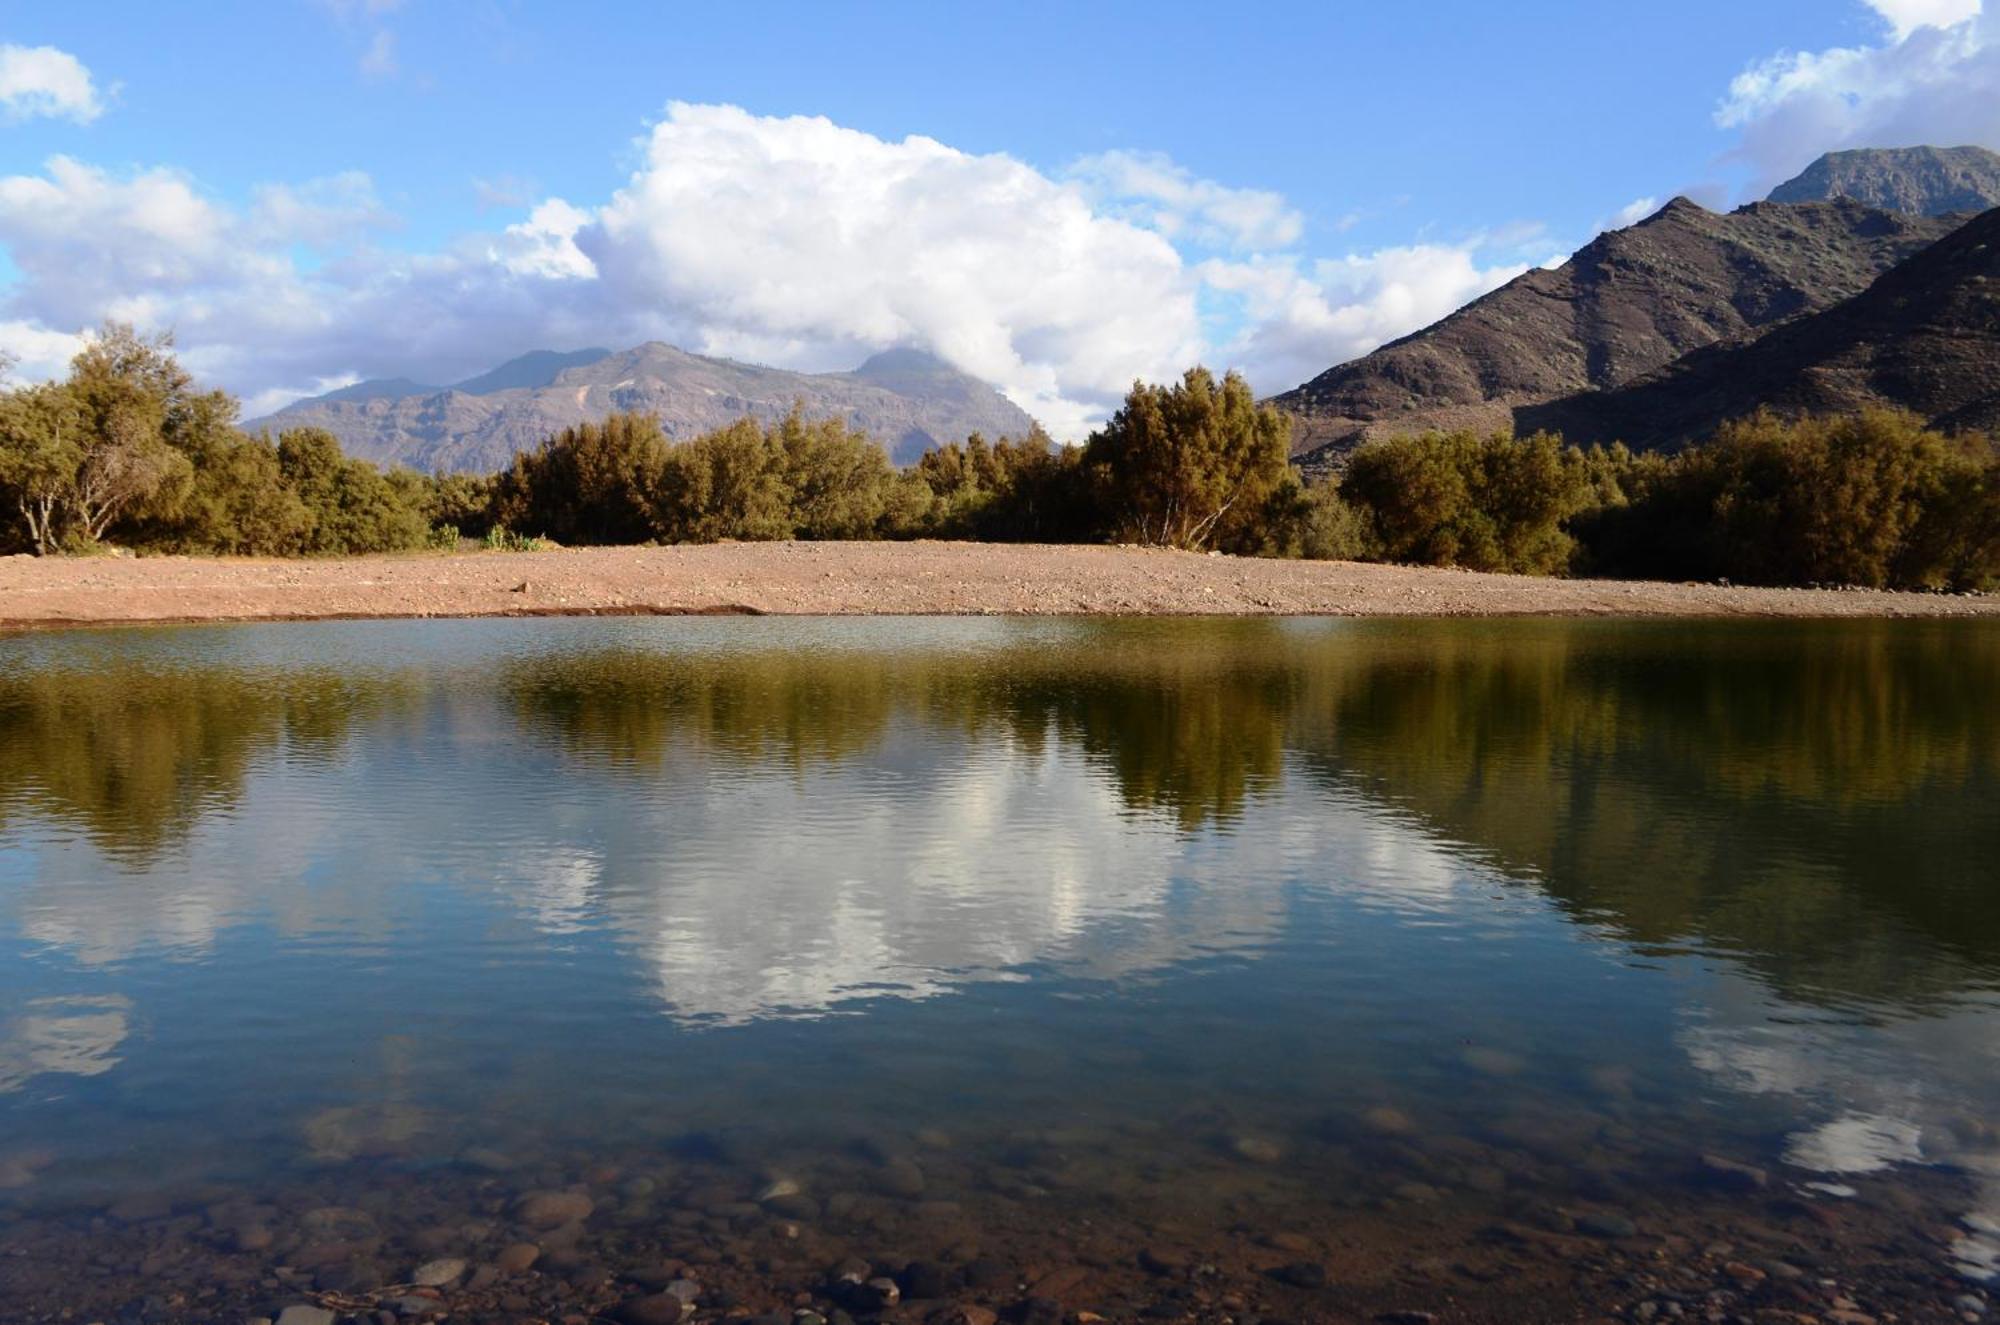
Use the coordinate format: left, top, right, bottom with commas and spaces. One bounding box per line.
2, 541, 1995, 629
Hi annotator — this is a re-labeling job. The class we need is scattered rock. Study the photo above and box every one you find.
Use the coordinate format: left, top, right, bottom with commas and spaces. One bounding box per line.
1576, 1211, 1638, 1239
299, 1205, 377, 1241
928, 1307, 999, 1325
275, 1308, 336, 1325
516, 1189, 594, 1229
314, 1259, 385, 1294
764, 1191, 820, 1220
877, 1157, 926, 1198
1270, 1261, 1330, 1289
1699, 1153, 1770, 1192
1360, 1106, 1417, 1136
232, 1225, 274, 1252
411, 1257, 466, 1287
1230, 1134, 1284, 1163
856, 1277, 901, 1310
902, 1260, 954, 1298
495, 1241, 541, 1274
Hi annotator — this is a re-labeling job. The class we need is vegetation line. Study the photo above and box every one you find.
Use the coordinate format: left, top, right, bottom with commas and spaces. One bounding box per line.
4, 324, 1997, 591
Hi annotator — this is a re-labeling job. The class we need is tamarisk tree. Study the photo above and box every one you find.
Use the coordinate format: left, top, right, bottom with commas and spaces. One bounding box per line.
0, 324, 192, 553
1082, 367, 1290, 552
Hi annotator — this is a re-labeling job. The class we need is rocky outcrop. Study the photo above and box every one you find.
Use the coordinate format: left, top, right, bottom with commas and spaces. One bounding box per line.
1767, 145, 2000, 218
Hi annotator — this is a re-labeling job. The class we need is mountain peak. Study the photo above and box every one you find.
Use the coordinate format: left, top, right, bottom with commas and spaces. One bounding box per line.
450, 347, 613, 396
853, 347, 957, 378
1518, 205, 2000, 448
317, 376, 440, 404
1655, 195, 1709, 219
253, 341, 1035, 473
1767, 145, 2000, 217
1271, 197, 1959, 462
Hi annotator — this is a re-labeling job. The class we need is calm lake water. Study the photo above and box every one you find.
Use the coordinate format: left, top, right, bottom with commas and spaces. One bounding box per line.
2, 616, 1998, 1321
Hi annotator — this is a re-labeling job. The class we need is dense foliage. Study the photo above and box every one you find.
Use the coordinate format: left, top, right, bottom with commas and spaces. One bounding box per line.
4, 330, 1996, 591
1080, 367, 1293, 552
1329, 411, 1999, 590
0, 325, 445, 557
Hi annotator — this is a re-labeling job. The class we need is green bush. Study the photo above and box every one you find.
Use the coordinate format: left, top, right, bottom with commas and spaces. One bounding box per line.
482, 526, 551, 553
1293, 480, 1371, 561
277, 428, 433, 555
488, 413, 668, 547
912, 427, 1090, 542
1340, 430, 1595, 574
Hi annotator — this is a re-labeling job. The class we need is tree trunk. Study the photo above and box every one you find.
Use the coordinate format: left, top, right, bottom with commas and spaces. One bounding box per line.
18, 494, 55, 556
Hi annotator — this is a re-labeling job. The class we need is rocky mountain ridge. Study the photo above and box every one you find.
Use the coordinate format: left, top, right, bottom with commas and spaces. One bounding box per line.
1517, 204, 2000, 448
1270, 195, 1959, 463
254, 345, 1036, 473
1767, 145, 2000, 217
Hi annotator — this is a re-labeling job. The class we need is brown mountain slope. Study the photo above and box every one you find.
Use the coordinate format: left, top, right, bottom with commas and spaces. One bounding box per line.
1271, 197, 1957, 463
1768, 145, 2000, 217
253, 345, 1036, 473
1515, 206, 2000, 450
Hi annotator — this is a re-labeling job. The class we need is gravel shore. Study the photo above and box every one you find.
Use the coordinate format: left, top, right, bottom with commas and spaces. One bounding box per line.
3, 540, 1996, 629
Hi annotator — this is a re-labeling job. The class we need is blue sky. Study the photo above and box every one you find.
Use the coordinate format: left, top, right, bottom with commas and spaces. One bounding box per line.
1, 0, 1994, 434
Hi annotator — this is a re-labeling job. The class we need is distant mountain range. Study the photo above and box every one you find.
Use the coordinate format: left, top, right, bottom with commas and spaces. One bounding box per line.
254, 345, 1036, 473
1272, 146, 2000, 464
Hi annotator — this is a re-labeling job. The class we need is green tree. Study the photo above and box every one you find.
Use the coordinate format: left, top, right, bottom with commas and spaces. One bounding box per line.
61, 324, 198, 544
654, 417, 789, 542
488, 413, 668, 546
0, 324, 198, 550
0, 382, 84, 554
770, 408, 897, 539
1081, 367, 1289, 552
1340, 430, 1594, 574
1583, 411, 2000, 590
277, 427, 432, 555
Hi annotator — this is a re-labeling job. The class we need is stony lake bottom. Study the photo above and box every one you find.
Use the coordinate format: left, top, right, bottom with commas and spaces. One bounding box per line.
0, 616, 1997, 1325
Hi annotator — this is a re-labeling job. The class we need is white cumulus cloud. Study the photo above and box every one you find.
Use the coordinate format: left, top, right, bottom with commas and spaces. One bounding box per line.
1604, 196, 1661, 231
1869, 0, 1981, 38
1068, 149, 1304, 251
583, 103, 1204, 437
0, 44, 104, 124
1717, 1, 1997, 193
0, 103, 1540, 436
0, 319, 87, 383
1199, 244, 1528, 397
